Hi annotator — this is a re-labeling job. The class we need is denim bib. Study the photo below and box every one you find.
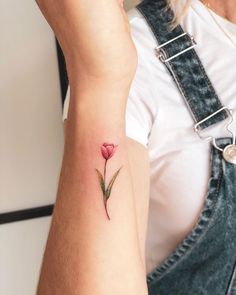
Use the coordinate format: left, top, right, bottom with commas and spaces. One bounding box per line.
136, 0, 236, 294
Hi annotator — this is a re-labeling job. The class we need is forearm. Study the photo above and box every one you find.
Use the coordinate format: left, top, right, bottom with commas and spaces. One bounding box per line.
37, 82, 148, 295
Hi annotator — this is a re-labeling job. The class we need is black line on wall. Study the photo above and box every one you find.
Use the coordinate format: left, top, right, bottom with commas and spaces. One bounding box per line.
55, 38, 69, 105
0, 205, 54, 225
0, 39, 67, 225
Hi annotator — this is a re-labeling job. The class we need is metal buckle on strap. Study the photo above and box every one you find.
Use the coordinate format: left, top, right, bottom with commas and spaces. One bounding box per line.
194, 106, 236, 164
155, 32, 197, 63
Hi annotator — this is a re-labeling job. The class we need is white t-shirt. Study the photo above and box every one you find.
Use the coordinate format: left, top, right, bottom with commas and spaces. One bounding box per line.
62, 0, 236, 274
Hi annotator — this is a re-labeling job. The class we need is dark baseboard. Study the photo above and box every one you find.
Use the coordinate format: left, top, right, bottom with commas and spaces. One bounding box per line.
0, 205, 54, 225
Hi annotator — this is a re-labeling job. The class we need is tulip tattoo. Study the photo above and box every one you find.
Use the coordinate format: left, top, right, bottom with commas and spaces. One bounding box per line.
95, 143, 123, 220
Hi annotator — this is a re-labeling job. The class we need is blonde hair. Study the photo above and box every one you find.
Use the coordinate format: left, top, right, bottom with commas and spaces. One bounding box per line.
167, 0, 192, 27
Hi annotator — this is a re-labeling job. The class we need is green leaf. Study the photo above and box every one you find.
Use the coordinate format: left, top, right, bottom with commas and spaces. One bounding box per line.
105, 166, 123, 200
95, 168, 106, 195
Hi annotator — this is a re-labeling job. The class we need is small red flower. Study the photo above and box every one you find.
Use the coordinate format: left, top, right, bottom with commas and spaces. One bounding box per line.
96, 142, 122, 220
101, 143, 118, 160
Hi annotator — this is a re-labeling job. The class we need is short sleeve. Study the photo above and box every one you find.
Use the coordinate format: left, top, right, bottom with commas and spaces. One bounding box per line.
124, 55, 157, 148
124, 9, 158, 148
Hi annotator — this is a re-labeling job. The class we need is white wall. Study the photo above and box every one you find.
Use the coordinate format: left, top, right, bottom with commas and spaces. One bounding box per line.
0, 1, 64, 294
0, 1, 139, 294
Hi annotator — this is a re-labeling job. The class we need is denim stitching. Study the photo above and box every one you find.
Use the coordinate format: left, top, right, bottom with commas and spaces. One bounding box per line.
165, 61, 200, 123
135, 4, 201, 124
227, 263, 236, 295
136, 1, 229, 129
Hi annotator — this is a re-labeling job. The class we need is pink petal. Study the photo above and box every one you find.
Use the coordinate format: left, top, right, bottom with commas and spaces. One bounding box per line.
101, 145, 109, 159
106, 145, 114, 157
103, 143, 114, 147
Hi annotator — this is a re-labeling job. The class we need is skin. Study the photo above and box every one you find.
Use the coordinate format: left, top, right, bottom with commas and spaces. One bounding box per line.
35, 0, 137, 92
202, 0, 236, 23
35, 0, 235, 294
35, 1, 148, 294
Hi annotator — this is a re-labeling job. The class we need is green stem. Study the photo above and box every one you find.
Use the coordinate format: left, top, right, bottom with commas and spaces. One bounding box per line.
104, 159, 107, 184
104, 199, 110, 220
103, 159, 110, 220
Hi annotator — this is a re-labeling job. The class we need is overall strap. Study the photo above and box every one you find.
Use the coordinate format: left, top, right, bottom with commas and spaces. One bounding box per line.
136, 0, 229, 130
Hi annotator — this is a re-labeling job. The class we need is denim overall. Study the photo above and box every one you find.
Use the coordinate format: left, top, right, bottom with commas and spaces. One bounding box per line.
136, 0, 236, 294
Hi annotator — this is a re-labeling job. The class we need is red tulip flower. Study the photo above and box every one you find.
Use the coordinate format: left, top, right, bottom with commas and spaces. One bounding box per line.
95, 142, 122, 220
101, 143, 118, 160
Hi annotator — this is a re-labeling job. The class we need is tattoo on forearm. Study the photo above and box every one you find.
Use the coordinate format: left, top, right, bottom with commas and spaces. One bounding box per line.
95, 143, 123, 220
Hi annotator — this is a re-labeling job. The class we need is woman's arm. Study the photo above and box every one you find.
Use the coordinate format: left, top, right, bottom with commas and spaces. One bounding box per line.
37, 82, 148, 295
35, 0, 148, 294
